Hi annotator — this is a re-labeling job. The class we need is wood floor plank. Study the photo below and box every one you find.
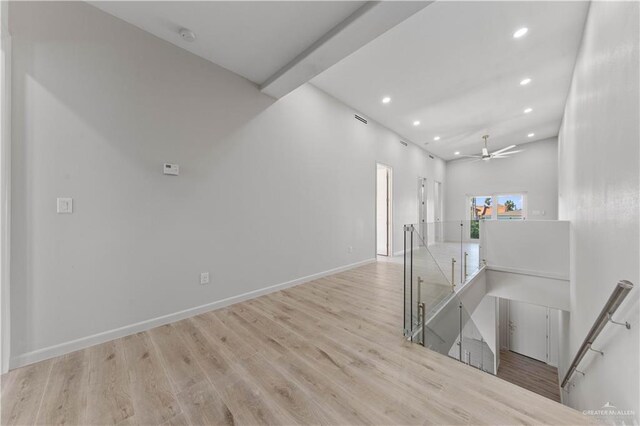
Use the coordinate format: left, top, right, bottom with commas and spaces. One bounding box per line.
35, 350, 88, 425
215, 374, 281, 425
85, 340, 134, 425
121, 332, 182, 425
0, 359, 52, 426
1, 261, 591, 425
172, 318, 238, 390
175, 380, 235, 426
498, 350, 562, 402
149, 323, 206, 393
233, 354, 336, 425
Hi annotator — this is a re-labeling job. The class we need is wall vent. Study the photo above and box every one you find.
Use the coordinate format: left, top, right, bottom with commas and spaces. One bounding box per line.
429, 154, 434, 159
399, 140, 408, 146
354, 114, 368, 124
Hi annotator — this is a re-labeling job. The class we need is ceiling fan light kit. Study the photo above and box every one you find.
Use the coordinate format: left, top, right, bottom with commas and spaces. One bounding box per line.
461, 135, 522, 162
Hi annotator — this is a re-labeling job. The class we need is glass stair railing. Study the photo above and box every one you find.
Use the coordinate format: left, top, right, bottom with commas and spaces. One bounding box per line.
423, 291, 495, 374
403, 221, 494, 374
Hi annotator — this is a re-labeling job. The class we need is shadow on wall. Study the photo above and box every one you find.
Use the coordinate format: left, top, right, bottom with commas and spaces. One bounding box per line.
10, 0, 384, 359
12, 1, 275, 166
10, 1, 279, 354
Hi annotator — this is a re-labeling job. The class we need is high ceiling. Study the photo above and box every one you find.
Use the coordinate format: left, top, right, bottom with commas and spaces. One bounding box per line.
312, 1, 590, 160
91, 1, 366, 84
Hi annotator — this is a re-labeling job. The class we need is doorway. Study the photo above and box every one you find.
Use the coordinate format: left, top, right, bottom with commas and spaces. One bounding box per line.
508, 300, 553, 363
376, 164, 392, 256
434, 181, 442, 243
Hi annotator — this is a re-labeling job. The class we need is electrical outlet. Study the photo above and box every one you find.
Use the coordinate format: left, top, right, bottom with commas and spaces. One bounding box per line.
57, 198, 73, 214
200, 272, 210, 285
347, 246, 353, 254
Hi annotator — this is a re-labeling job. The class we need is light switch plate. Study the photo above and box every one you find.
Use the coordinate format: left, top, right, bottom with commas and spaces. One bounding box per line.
200, 272, 210, 285
164, 163, 179, 176
57, 198, 73, 214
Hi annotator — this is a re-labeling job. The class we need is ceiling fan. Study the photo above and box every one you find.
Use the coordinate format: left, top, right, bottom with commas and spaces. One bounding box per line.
460, 135, 522, 161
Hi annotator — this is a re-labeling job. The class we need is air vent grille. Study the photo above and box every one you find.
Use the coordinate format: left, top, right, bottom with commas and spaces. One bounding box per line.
354, 114, 368, 124
429, 155, 434, 159
399, 140, 408, 146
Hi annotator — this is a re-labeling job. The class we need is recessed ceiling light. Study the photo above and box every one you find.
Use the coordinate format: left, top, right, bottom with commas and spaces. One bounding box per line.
179, 28, 196, 42
528, 133, 535, 137
524, 108, 533, 113
413, 120, 421, 126
513, 27, 528, 39
382, 97, 391, 104
434, 136, 441, 141
454, 151, 460, 155
520, 78, 532, 86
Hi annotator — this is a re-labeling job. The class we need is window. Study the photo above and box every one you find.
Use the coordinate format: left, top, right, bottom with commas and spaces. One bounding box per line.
469, 196, 491, 239
468, 193, 526, 239
497, 194, 524, 220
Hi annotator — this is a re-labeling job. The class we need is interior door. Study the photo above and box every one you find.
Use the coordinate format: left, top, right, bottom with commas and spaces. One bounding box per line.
508, 300, 548, 362
417, 178, 427, 245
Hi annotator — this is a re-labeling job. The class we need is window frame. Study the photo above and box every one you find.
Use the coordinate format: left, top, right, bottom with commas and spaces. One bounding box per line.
467, 193, 528, 239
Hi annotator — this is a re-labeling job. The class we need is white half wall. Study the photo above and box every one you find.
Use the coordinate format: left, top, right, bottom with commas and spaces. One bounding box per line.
444, 137, 559, 222
482, 220, 570, 280
557, 0, 639, 418
8, 2, 445, 367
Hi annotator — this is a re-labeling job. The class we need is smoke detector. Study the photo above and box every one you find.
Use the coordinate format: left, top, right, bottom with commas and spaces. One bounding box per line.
179, 28, 196, 42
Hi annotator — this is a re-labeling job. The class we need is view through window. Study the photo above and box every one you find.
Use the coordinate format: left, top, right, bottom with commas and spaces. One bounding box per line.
497, 194, 524, 220
469, 194, 525, 238
469, 195, 491, 239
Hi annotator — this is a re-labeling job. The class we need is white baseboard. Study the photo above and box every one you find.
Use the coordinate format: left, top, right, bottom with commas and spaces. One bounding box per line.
10, 258, 376, 370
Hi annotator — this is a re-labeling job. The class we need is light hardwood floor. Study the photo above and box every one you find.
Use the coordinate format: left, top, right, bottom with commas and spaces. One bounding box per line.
1, 262, 591, 425
497, 350, 562, 403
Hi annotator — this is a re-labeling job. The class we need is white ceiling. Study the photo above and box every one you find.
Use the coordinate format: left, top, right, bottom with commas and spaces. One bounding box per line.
90, 1, 366, 84
312, 1, 590, 160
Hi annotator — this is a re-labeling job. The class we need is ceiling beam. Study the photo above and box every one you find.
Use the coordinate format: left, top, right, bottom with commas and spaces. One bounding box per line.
260, 1, 431, 99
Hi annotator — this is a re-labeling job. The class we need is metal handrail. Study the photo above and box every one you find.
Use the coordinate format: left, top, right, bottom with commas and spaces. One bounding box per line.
560, 280, 634, 389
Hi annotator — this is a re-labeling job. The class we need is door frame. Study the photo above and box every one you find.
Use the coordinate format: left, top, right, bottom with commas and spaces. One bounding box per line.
375, 163, 393, 256
434, 180, 442, 242
1, 0, 11, 374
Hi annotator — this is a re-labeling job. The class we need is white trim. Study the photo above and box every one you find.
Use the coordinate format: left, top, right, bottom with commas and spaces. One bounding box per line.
10, 258, 376, 369
1, 1, 11, 375
466, 192, 528, 224
486, 265, 569, 281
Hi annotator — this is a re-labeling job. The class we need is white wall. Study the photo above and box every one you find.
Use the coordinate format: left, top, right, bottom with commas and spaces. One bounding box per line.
8, 1, 445, 366
444, 137, 558, 222
486, 271, 569, 312
470, 295, 498, 374
557, 0, 639, 417
482, 220, 570, 279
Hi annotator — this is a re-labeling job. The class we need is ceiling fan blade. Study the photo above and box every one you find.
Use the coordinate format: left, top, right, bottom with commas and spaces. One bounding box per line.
493, 150, 523, 157
459, 155, 481, 158
491, 145, 516, 156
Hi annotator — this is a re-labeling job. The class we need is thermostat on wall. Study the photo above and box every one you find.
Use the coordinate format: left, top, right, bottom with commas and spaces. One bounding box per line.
163, 163, 179, 176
